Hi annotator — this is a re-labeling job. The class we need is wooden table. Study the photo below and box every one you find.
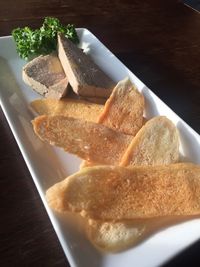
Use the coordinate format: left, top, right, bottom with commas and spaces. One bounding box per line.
1, 0, 200, 266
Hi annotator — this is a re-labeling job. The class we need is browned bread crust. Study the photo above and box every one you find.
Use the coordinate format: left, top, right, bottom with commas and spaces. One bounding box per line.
30, 98, 103, 122
46, 163, 200, 220
32, 115, 132, 165
98, 78, 144, 136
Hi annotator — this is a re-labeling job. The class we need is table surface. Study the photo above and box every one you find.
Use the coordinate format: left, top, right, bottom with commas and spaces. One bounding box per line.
1, 0, 200, 266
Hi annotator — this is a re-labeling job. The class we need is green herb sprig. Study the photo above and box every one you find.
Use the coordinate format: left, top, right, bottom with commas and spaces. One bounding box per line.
12, 17, 79, 60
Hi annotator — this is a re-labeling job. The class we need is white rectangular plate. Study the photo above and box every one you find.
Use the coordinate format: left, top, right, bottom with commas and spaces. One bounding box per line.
1, 29, 200, 267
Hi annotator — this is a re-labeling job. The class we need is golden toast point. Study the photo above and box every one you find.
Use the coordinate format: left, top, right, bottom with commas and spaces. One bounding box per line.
30, 98, 103, 122
98, 77, 145, 136
32, 115, 132, 165
46, 163, 200, 220
120, 116, 179, 166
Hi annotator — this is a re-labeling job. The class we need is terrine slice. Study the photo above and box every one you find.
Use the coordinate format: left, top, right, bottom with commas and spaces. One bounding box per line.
58, 33, 115, 98
22, 53, 69, 99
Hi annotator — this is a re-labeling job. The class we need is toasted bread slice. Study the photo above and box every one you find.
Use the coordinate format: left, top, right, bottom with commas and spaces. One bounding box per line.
86, 216, 191, 252
30, 98, 103, 122
98, 78, 144, 136
86, 219, 146, 252
46, 163, 200, 220
32, 115, 132, 165
58, 33, 115, 98
30, 98, 59, 115
120, 116, 179, 166
85, 116, 179, 250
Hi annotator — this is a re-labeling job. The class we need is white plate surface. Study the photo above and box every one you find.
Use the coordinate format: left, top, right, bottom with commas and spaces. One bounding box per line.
1, 28, 200, 267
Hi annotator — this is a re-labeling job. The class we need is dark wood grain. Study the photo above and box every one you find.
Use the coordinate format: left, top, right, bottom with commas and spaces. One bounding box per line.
1, 0, 200, 266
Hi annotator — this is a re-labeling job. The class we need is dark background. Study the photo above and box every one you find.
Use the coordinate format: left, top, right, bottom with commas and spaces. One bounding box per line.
183, 0, 200, 11
1, 1, 200, 266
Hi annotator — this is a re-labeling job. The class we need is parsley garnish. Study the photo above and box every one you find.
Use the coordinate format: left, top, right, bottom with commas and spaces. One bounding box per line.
12, 17, 79, 60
